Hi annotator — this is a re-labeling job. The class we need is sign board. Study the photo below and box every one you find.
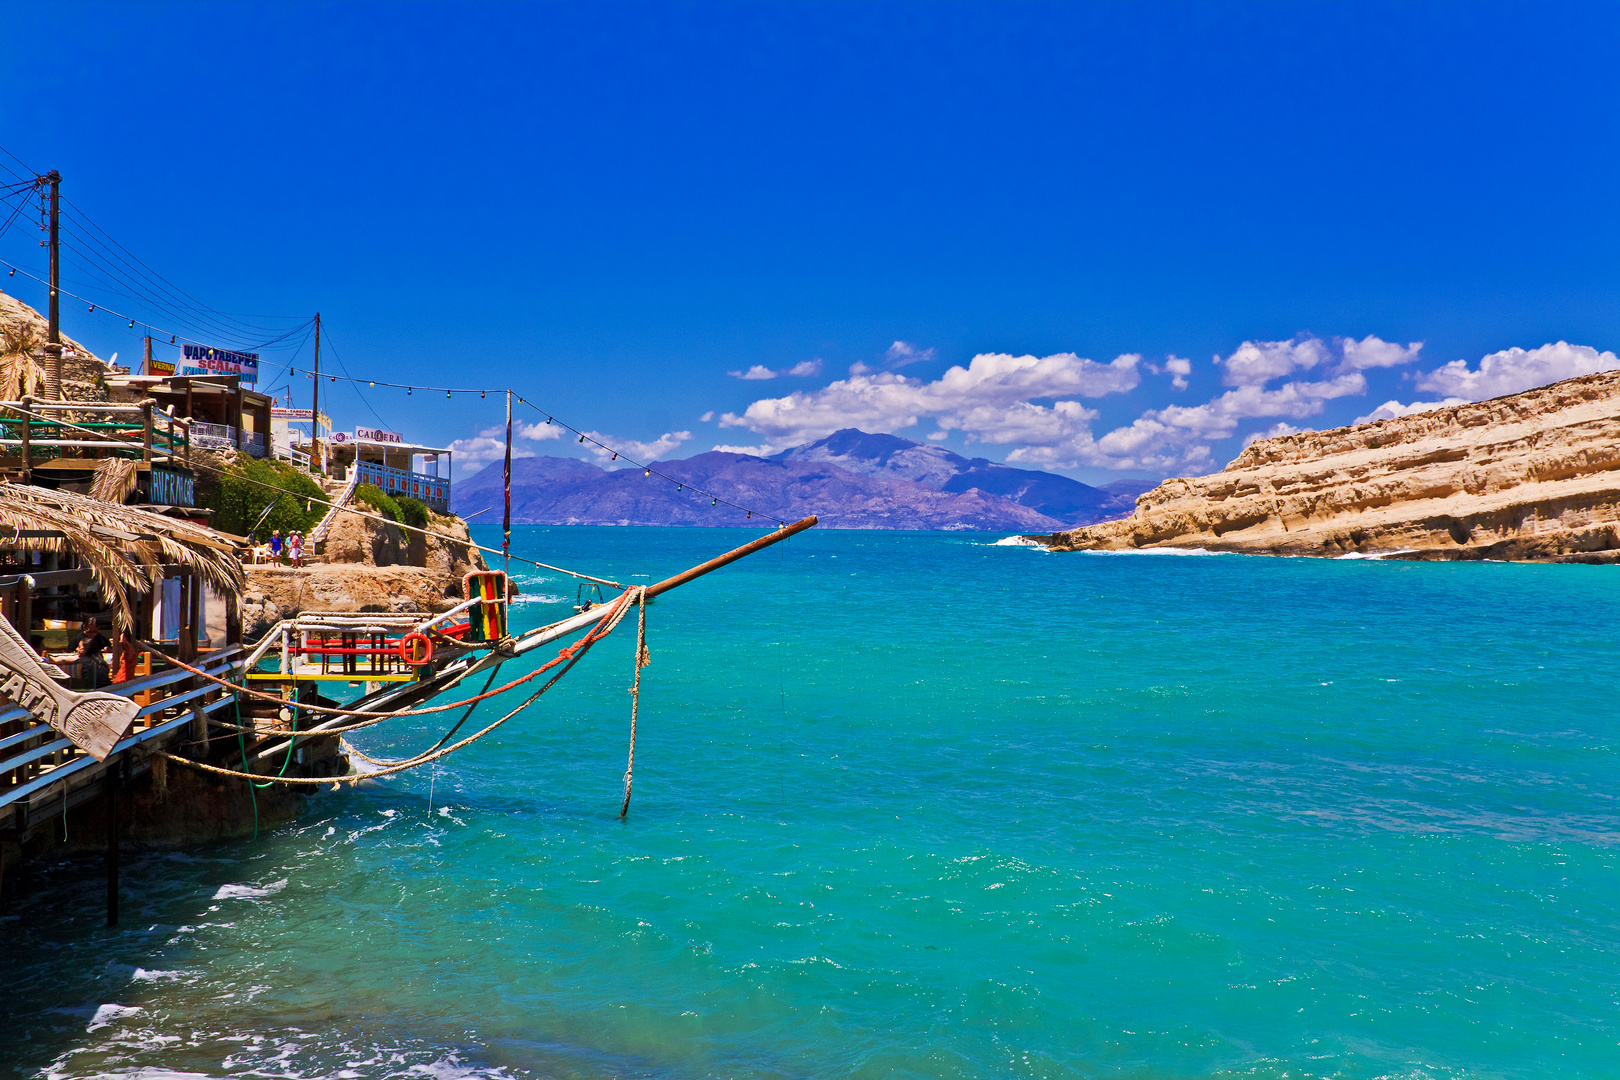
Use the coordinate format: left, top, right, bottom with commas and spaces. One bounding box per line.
356, 426, 404, 444
0, 615, 137, 761
178, 343, 259, 382
145, 357, 175, 376
272, 408, 314, 421
330, 431, 350, 444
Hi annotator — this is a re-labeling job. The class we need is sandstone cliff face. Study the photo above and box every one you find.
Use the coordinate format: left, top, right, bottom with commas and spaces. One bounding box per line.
1046, 370, 1620, 562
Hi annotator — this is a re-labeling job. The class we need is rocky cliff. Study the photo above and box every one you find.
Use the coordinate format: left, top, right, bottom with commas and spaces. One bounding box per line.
1044, 370, 1620, 562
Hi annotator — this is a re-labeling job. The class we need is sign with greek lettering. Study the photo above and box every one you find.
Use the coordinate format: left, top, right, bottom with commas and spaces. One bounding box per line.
356, 426, 404, 444
178, 343, 259, 382
272, 408, 314, 421
0, 616, 137, 761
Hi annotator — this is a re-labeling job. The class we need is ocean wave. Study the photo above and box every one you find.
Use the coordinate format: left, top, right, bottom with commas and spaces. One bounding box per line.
211, 878, 287, 901
991, 536, 1043, 548
1077, 546, 1235, 557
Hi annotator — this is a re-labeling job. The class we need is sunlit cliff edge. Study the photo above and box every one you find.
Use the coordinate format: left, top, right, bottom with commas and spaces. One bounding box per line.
1043, 370, 1620, 562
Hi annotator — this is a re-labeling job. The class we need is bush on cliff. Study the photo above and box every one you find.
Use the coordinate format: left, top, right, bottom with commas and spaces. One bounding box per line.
354, 483, 402, 522
394, 496, 430, 531
211, 457, 326, 539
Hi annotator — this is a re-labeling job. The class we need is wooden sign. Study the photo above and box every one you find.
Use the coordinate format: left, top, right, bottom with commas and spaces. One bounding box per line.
0, 617, 139, 761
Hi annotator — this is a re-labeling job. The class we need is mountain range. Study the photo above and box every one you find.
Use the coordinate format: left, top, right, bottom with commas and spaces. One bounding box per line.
450, 429, 1153, 530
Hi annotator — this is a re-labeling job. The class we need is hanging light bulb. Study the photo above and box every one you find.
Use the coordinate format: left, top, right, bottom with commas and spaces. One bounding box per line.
644, 469, 650, 477
6, 269, 12, 276
578, 434, 585, 443
170, 336, 176, 344
446, 390, 452, 399
408, 387, 413, 395
128, 320, 136, 328
610, 453, 617, 461
369, 381, 374, 387
711, 498, 717, 507
746, 511, 751, 519
87, 304, 95, 312
546, 417, 552, 425
330, 375, 337, 382
481, 390, 486, 399
677, 484, 682, 491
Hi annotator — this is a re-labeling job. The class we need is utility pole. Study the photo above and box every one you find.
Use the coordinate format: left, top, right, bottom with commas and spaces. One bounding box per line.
142, 334, 152, 375
311, 312, 321, 475
503, 390, 512, 577
43, 171, 61, 400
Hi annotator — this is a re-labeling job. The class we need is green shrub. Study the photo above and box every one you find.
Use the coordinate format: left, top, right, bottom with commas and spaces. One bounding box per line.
210, 457, 327, 539
394, 496, 430, 531
354, 483, 401, 522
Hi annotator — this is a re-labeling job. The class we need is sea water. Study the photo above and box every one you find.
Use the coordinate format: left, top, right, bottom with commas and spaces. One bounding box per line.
4, 527, 1618, 1079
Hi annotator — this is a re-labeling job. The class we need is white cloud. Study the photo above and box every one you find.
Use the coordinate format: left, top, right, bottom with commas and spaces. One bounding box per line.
1217, 334, 1420, 386
583, 430, 691, 463
885, 341, 935, 369
721, 350, 1141, 445
1416, 341, 1620, 400
513, 421, 564, 441
1354, 398, 1468, 424
1340, 334, 1423, 370
1001, 372, 1365, 473
710, 443, 779, 457
727, 359, 824, 381
699, 410, 715, 422
448, 428, 536, 475
1164, 354, 1191, 390
1219, 336, 1334, 386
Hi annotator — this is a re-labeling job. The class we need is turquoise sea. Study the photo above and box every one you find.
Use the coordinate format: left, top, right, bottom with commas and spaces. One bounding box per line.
5, 526, 1619, 1079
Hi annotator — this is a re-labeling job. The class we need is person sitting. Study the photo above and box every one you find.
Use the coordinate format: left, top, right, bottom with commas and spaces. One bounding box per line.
74, 618, 111, 689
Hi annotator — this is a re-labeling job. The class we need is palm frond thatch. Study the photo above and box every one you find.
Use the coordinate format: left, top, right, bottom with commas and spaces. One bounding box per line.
0, 482, 245, 630
90, 458, 140, 504
0, 322, 47, 402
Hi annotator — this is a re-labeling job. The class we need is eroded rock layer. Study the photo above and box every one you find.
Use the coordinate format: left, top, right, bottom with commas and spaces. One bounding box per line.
1046, 370, 1620, 562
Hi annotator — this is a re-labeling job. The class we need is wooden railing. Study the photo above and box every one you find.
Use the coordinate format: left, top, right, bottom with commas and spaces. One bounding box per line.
0, 399, 191, 470
0, 647, 243, 812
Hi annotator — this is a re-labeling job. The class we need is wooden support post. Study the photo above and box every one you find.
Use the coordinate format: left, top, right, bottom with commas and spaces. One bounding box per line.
178, 573, 196, 664
105, 763, 119, 927
19, 394, 31, 485
141, 400, 153, 464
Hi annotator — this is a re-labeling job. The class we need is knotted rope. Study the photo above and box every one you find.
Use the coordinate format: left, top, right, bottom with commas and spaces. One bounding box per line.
620, 587, 650, 819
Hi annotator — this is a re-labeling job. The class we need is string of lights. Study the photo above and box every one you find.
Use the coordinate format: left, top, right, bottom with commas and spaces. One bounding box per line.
282, 364, 787, 525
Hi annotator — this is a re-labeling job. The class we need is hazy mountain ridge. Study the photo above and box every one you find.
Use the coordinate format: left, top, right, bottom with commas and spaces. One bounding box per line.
452, 430, 1152, 530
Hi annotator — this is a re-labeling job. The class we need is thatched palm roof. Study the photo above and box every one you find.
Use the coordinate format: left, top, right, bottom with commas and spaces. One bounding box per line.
0, 482, 244, 629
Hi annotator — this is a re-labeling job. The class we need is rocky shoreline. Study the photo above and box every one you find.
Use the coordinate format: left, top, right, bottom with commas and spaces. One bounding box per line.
1042, 370, 1620, 563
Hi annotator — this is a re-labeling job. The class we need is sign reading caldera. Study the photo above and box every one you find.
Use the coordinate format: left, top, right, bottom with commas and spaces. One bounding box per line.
356, 426, 404, 444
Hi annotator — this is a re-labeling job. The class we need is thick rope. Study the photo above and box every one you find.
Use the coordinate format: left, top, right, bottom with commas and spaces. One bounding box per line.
139, 590, 637, 723
619, 589, 649, 819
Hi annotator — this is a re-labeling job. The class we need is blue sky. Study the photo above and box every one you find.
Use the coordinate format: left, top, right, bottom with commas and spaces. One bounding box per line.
2, 1, 1617, 483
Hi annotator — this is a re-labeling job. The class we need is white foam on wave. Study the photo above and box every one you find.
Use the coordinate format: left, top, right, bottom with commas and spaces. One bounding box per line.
508, 593, 569, 605
212, 878, 287, 901
1334, 549, 1416, 560
1078, 546, 1233, 557
130, 968, 185, 982
86, 1003, 143, 1032
991, 536, 1043, 548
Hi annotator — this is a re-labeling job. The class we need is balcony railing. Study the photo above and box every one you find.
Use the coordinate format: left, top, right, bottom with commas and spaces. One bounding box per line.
354, 459, 451, 512
190, 421, 237, 451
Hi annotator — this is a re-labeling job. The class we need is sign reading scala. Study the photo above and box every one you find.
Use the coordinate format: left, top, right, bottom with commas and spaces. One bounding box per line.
178, 343, 259, 382
356, 426, 404, 444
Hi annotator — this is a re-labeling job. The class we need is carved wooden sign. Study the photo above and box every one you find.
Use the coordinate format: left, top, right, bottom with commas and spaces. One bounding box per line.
0, 616, 139, 761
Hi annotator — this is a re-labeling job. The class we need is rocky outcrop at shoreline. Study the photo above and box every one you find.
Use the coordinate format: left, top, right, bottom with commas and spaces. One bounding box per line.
1044, 370, 1620, 562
